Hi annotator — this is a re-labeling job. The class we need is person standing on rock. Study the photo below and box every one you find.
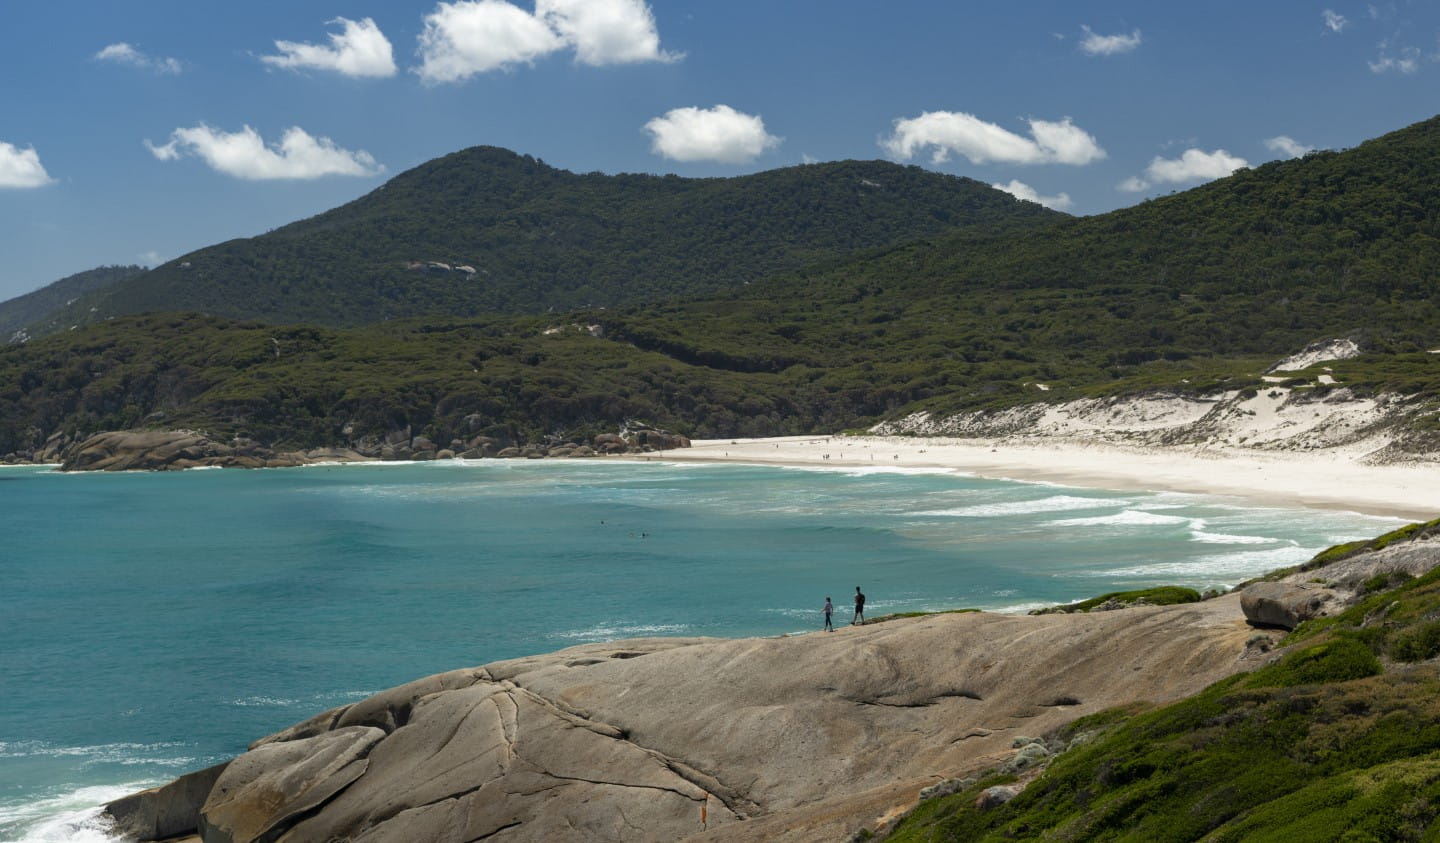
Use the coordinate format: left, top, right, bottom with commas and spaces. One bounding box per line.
823, 597, 834, 631
852, 586, 866, 625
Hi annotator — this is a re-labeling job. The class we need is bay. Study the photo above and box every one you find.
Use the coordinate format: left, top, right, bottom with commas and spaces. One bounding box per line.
0, 459, 1402, 841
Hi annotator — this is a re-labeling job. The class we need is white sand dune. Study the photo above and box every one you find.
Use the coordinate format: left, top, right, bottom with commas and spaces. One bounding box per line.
644, 386, 1440, 521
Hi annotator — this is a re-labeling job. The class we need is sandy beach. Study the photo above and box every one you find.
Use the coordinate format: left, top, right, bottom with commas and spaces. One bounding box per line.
647, 435, 1440, 521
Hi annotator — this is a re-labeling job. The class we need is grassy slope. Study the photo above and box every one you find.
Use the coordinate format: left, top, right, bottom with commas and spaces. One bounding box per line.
887, 522, 1440, 842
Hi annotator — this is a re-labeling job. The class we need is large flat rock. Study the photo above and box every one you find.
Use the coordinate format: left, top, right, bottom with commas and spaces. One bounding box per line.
109, 596, 1259, 842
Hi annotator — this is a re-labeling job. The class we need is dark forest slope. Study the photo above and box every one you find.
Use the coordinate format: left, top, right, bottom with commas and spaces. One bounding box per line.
5, 116, 1440, 459
35, 152, 1061, 331
0, 265, 145, 342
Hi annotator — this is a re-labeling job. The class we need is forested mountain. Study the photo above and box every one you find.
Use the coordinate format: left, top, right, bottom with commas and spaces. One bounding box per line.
33, 151, 1061, 331
4, 116, 1440, 460
592, 114, 1440, 418
0, 265, 145, 342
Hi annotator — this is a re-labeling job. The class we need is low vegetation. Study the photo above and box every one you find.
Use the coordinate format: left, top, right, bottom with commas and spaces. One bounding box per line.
886, 526, 1440, 842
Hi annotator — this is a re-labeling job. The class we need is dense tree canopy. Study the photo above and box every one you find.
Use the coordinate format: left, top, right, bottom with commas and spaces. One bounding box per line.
5, 116, 1440, 457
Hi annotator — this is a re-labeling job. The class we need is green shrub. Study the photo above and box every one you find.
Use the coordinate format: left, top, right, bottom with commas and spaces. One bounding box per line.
1246, 638, 1381, 689
1033, 586, 1201, 614
1390, 620, 1440, 663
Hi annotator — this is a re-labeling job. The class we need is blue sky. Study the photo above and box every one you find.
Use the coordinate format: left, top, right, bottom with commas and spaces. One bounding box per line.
1, 0, 1438, 302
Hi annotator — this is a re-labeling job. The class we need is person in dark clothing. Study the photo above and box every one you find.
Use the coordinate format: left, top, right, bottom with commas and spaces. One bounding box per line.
822, 596, 834, 631
852, 586, 866, 625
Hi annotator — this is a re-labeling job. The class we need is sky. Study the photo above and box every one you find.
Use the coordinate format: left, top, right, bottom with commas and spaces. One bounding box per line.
2, 0, 1439, 302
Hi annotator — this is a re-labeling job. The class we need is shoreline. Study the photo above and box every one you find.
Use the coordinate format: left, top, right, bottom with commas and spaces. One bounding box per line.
646, 434, 1440, 521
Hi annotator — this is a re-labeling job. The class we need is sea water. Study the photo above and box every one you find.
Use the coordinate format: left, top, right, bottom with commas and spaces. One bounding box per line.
0, 459, 1404, 841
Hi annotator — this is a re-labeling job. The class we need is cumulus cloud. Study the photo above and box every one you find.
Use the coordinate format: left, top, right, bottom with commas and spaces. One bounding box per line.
1120, 148, 1249, 192
644, 105, 780, 164
261, 17, 397, 77
0, 142, 53, 188
1369, 40, 1420, 73
1322, 10, 1348, 33
992, 179, 1073, 211
95, 42, 182, 74
1117, 176, 1149, 193
538, 0, 680, 65
418, 1, 564, 80
145, 124, 384, 180
1265, 135, 1315, 158
416, 0, 676, 83
1079, 25, 1141, 56
881, 112, 1105, 166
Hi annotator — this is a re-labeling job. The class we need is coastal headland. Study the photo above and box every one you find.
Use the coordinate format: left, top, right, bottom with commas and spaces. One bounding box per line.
103, 518, 1440, 841
105, 591, 1262, 842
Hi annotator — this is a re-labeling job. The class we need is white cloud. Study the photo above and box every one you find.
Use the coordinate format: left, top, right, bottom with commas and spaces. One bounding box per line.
139, 251, 164, 266
1079, 25, 1141, 56
0, 142, 53, 189
1264, 135, 1315, 158
261, 17, 397, 78
880, 112, 1105, 166
1322, 10, 1348, 33
538, 0, 680, 65
145, 124, 384, 180
1121, 148, 1249, 192
1369, 41, 1420, 73
416, 0, 675, 82
644, 105, 781, 164
95, 42, 182, 74
418, 0, 564, 81
992, 179, 1073, 211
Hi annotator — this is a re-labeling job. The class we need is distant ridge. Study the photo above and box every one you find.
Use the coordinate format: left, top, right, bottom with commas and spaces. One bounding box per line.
35, 150, 1062, 331
5, 115, 1440, 462
0, 265, 145, 342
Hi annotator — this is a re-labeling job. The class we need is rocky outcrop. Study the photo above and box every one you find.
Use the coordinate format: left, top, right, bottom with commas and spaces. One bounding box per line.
48, 420, 690, 471
108, 595, 1261, 842
1240, 582, 1341, 629
59, 430, 312, 471
56, 430, 376, 472
104, 762, 228, 841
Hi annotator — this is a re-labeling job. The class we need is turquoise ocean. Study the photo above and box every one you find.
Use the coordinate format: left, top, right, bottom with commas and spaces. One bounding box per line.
0, 459, 1405, 841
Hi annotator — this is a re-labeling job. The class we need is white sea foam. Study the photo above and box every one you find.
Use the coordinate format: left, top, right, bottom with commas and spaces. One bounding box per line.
0, 782, 153, 843
1091, 546, 1314, 579
310, 690, 376, 703
551, 623, 692, 641
1189, 528, 1288, 545
229, 696, 300, 707
0, 741, 193, 767
1051, 510, 1190, 528
919, 495, 1121, 518
991, 601, 1050, 614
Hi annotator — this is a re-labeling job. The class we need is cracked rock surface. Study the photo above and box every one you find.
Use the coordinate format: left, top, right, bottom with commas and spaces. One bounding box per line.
107, 595, 1258, 842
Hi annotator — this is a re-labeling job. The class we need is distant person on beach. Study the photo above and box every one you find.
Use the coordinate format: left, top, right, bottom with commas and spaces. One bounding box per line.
852, 586, 866, 625
823, 597, 834, 631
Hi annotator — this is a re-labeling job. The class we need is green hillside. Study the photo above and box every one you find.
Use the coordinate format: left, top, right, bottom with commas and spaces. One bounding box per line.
34, 151, 1060, 331
601, 114, 1440, 417
0, 265, 145, 342
5, 116, 1440, 461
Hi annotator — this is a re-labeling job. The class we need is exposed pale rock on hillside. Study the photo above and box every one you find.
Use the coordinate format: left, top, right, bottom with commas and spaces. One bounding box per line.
108, 596, 1261, 842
